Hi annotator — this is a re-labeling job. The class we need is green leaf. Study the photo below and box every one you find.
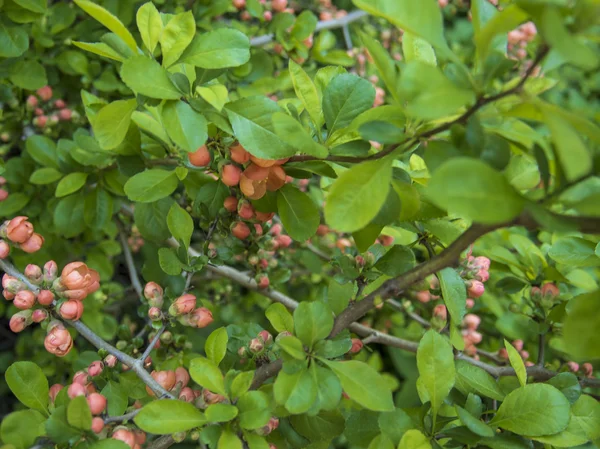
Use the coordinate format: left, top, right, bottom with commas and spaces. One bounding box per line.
0, 19, 28, 57
190, 357, 227, 397
120, 56, 181, 100
167, 202, 193, 248
124, 169, 179, 203
311, 364, 343, 412
454, 360, 505, 401
456, 405, 494, 437
136, 2, 162, 53
266, 303, 294, 333
94, 99, 137, 150
398, 62, 475, 120
9, 60, 47, 90
230, 371, 254, 399
131, 111, 171, 144
438, 267, 467, 328
378, 408, 415, 445
30, 167, 63, 185
416, 330, 455, 415
325, 158, 393, 233
368, 434, 394, 449
89, 440, 131, 449
277, 335, 307, 360
359, 31, 399, 102
428, 158, 524, 224
274, 367, 317, 414
291, 409, 345, 442
547, 372, 581, 405
293, 301, 334, 348
134, 198, 174, 242
205, 404, 238, 423
158, 247, 183, 276
549, 237, 600, 267
475, 4, 528, 64
67, 395, 92, 430
218, 430, 242, 449
205, 327, 228, 366
277, 184, 320, 242
84, 188, 113, 229
0, 410, 46, 449
490, 383, 571, 436
194, 181, 229, 219
504, 340, 527, 387
289, 60, 323, 128
5, 362, 49, 415
374, 246, 415, 277
160, 11, 195, 67
56, 172, 88, 198
74, 0, 137, 52
162, 100, 208, 153
179, 29, 250, 69
563, 291, 600, 360
352, 0, 448, 53
0, 193, 30, 217
134, 400, 206, 434
196, 84, 229, 112
402, 31, 437, 66
322, 360, 394, 412
101, 381, 128, 416
237, 391, 271, 429
72, 41, 124, 62
398, 429, 432, 449
272, 112, 328, 158
26, 135, 59, 169
225, 96, 296, 159
323, 74, 375, 137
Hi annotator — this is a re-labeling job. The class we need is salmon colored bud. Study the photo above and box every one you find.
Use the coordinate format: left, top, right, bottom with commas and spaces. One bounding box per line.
512, 339, 524, 351
336, 238, 352, 252
148, 306, 162, 321
61, 262, 95, 290
191, 307, 213, 328
567, 361, 579, 373
257, 275, 269, 289
254, 223, 263, 236
91, 417, 104, 434
32, 309, 48, 323
415, 291, 431, 304
269, 444, 277, 449
2, 274, 23, 293
316, 224, 329, 236
203, 389, 225, 404
14, 290, 36, 310
466, 298, 475, 309
530, 286, 542, 299
541, 283, 559, 299
20, 233, 44, 253
349, 338, 363, 354
34, 116, 48, 127
379, 235, 394, 246
146, 370, 177, 396
88, 361, 104, 377
238, 200, 254, 220
179, 387, 195, 402
54, 99, 66, 109
49, 384, 63, 402
0, 190, 8, 202
26, 95, 38, 108
43, 260, 58, 283
60, 300, 84, 320
472, 256, 490, 270
37, 85, 53, 101
232, 221, 250, 240
222, 164, 242, 186
224, 196, 238, 212
6, 216, 34, 243
582, 363, 593, 378
249, 337, 264, 353
170, 294, 196, 316
463, 313, 481, 330
25, 264, 43, 284
73, 370, 89, 385
58, 109, 72, 121
112, 429, 136, 449
272, 0, 287, 11
270, 223, 282, 236
263, 10, 273, 21
467, 280, 485, 298
276, 235, 292, 248
233, 0, 246, 9
433, 305, 448, 320
188, 145, 211, 167
3, 290, 14, 300
87, 392, 107, 415
44, 322, 73, 357
134, 430, 146, 445
240, 164, 269, 200
520, 350, 529, 360
230, 144, 250, 164
37, 289, 55, 306
68, 382, 86, 398
475, 269, 489, 282
174, 367, 190, 388
104, 354, 118, 368
0, 240, 9, 259
498, 348, 508, 359
9, 310, 32, 332
255, 211, 274, 222
258, 330, 273, 345
266, 166, 286, 192
34, 108, 43, 116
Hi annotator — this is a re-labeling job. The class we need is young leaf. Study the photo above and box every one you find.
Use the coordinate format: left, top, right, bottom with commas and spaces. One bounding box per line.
0, 22, 29, 58
563, 291, 600, 360
5, 362, 49, 415
272, 112, 328, 158
136, 2, 162, 53
205, 404, 238, 423
456, 405, 495, 437
276, 336, 307, 361
55, 172, 88, 198
454, 360, 505, 401
218, 430, 243, 449
402, 31, 437, 66
205, 327, 228, 366
374, 246, 415, 277
167, 203, 193, 248
120, 56, 181, 100
189, 357, 227, 397
438, 267, 467, 328
67, 395, 92, 430
323, 74, 375, 137
274, 367, 317, 414
160, 11, 195, 67
504, 339, 527, 387
359, 32, 399, 102
397, 429, 431, 449
179, 29, 250, 69
134, 400, 206, 434
124, 169, 179, 203
293, 301, 334, 348
265, 303, 294, 333
237, 391, 271, 430
289, 60, 323, 128
277, 184, 320, 242
94, 99, 137, 150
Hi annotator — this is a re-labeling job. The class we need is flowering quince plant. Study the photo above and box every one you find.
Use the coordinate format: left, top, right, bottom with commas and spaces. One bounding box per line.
1, 0, 600, 449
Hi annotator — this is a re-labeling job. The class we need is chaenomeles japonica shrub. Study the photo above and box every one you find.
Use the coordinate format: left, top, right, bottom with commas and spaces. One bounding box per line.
1, 0, 600, 448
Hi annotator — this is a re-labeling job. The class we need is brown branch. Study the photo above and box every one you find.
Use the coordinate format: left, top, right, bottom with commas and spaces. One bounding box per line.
249, 359, 284, 390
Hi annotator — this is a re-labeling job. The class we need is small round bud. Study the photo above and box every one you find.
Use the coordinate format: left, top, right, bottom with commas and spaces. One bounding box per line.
349, 338, 363, 354
68, 382, 86, 398
43, 260, 58, 283
224, 196, 238, 213
221, 164, 242, 187
104, 354, 118, 368
88, 361, 104, 377
14, 290, 36, 310
25, 264, 43, 284
87, 392, 107, 415
170, 293, 197, 316
258, 330, 273, 345
249, 337, 264, 353
60, 300, 84, 320
9, 310, 32, 332
37, 289, 55, 306
0, 240, 9, 259
49, 384, 63, 402
148, 307, 162, 321
188, 145, 211, 167
20, 233, 44, 253
232, 221, 251, 240
32, 309, 48, 323
91, 417, 104, 434
190, 307, 213, 328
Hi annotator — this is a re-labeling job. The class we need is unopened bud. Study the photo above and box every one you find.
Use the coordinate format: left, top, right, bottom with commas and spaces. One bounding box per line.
349, 338, 363, 354
43, 260, 58, 283
32, 309, 48, 323
249, 338, 264, 353
148, 307, 162, 321
104, 354, 118, 368
24, 264, 43, 284
258, 330, 273, 345
88, 361, 104, 377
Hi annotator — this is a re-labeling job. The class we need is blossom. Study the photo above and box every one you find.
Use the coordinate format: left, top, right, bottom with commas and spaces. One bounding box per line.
44, 322, 74, 357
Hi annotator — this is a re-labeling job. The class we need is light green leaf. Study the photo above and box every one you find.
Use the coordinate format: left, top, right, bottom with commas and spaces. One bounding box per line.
134, 400, 206, 434
237, 391, 271, 429
101, 381, 128, 417
398, 429, 431, 449
9, 60, 47, 90
231, 371, 254, 399
179, 29, 250, 69
162, 100, 208, 153
456, 405, 495, 437
289, 60, 323, 127
475, 4, 528, 64
416, 330, 455, 416
190, 357, 227, 397
402, 31, 436, 66
124, 169, 179, 203
272, 112, 328, 158
563, 291, 600, 360
505, 339, 527, 387
30, 167, 63, 185
428, 158, 524, 224
322, 360, 394, 412
0, 410, 46, 449
277, 184, 320, 241
205, 404, 238, 423
325, 158, 393, 233
26, 135, 59, 169
5, 361, 49, 415
276, 335, 307, 361
160, 11, 195, 67
359, 31, 399, 102
94, 99, 137, 150
274, 367, 317, 414
196, 84, 229, 112
374, 246, 415, 277
72, 41, 124, 62
205, 327, 228, 366
218, 430, 242, 449
167, 202, 193, 248
455, 360, 505, 401
438, 267, 467, 328
490, 383, 571, 436
0, 21, 29, 58
131, 111, 171, 144
120, 56, 181, 100
67, 395, 92, 430
136, 2, 162, 53
74, 0, 137, 52
293, 301, 333, 348
368, 434, 394, 449
266, 303, 294, 333
13, 0, 46, 13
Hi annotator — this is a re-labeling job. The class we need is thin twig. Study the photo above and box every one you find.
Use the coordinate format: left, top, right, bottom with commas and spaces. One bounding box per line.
537, 333, 546, 366
104, 409, 141, 424
139, 324, 166, 363
116, 218, 144, 300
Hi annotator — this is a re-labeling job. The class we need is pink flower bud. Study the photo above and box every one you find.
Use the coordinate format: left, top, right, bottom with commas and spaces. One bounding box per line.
541, 283, 559, 299
0, 240, 9, 259
179, 387, 195, 402
32, 309, 48, 323
87, 392, 107, 415
61, 262, 99, 294
148, 306, 162, 321
254, 223, 263, 236
530, 286, 541, 299
54, 99, 65, 109
44, 322, 73, 357
233, 0, 246, 9
26, 95, 38, 108
475, 269, 489, 282
463, 313, 481, 330
232, 221, 250, 240
43, 260, 58, 283
9, 310, 32, 332
416, 290, 431, 303
238, 201, 254, 220
272, 0, 287, 11
34, 116, 48, 128
203, 389, 225, 405
349, 338, 363, 354
49, 384, 63, 402
222, 164, 242, 187
276, 235, 292, 248
37, 289, 55, 306
36, 86, 53, 101
433, 305, 448, 320
0, 189, 8, 202
146, 370, 176, 396
512, 339, 524, 351
467, 280, 485, 298
249, 337, 264, 353
224, 196, 238, 213
24, 264, 43, 284
91, 417, 104, 434
60, 300, 84, 320
190, 307, 213, 328
20, 233, 44, 253
175, 367, 190, 388
104, 354, 118, 368
257, 275, 269, 289
112, 429, 136, 449
14, 290, 36, 310
259, 330, 273, 345
134, 430, 146, 445
3, 290, 14, 300
582, 363, 593, 378
465, 298, 475, 309
58, 108, 72, 121
68, 382, 86, 398
567, 361, 579, 373
472, 256, 490, 270
498, 348, 508, 359
88, 361, 104, 377
72, 370, 89, 385
6, 216, 34, 243
170, 294, 196, 316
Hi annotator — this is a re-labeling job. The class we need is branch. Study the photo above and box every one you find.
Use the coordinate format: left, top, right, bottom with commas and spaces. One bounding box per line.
116, 218, 144, 299
139, 324, 166, 363
103, 409, 140, 424
249, 359, 284, 390
249, 10, 368, 46
146, 436, 175, 449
